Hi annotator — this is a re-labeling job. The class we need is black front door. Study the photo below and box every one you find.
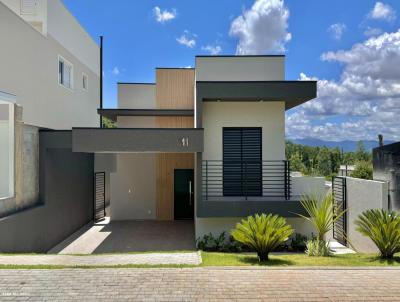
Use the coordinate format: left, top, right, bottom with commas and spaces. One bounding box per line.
174, 169, 194, 220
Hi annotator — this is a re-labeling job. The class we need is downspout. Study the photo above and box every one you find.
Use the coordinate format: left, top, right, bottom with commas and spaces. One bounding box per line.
100, 36, 103, 128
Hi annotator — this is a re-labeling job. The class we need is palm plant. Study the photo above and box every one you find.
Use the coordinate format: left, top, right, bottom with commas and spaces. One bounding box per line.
297, 193, 346, 241
231, 213, 293, 261
355, 209, 400, 259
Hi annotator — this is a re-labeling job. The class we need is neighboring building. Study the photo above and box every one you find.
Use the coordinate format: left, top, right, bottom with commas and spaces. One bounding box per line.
338, 165, 355, 177
373, 141, 400, 212
74, 55, 326, 240
0, 0, 99, 251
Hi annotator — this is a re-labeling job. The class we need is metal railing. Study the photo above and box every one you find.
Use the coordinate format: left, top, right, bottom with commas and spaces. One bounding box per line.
202, 160, 291, 200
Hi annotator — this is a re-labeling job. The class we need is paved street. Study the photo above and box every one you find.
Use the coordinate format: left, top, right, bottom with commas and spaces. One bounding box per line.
1, 267, 400, 301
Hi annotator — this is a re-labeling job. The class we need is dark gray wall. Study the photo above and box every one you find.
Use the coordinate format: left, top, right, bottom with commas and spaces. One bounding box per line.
72, 128, 204, 153
0, 131, 94, 253
197, 199, 307, 218
373, 142, 400, 211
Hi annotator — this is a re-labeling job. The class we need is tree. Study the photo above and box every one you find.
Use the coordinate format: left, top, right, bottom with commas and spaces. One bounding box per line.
351, 161, 373, 180
355, 141, 370, 162
102, 117, 116, 128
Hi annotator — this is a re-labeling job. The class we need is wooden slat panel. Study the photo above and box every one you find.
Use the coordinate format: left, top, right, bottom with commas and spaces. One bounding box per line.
156, 69, 195, 109
154, 68, 195, 220
155, 116, 194, 128
156, 153, 194, 220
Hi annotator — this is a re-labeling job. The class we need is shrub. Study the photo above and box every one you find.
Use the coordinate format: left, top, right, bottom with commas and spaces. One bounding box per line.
351, 161, 373, 180
289, 233, 308, 252
196, 232, 244, 252
297, 193, 346, 241
231, 213, 293, 262
305, 238, 332, 257
196, 232, 226, 252
355, 209, 400, 259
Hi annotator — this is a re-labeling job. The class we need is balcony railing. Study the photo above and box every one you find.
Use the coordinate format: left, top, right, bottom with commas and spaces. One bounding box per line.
202, 160, 291, 201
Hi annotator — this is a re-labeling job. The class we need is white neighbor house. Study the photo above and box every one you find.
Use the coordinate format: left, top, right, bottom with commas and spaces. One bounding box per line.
0, 0, 99, 217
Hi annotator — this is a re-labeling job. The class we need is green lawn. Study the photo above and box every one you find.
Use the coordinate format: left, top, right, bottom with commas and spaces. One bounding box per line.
201, 251, 400, 267
1, 251, 400, 269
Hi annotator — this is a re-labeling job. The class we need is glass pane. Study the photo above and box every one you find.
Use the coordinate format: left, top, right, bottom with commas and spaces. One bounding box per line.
0, 102, 14, 198
64, 64, 71, 88
59, 60, 64, 85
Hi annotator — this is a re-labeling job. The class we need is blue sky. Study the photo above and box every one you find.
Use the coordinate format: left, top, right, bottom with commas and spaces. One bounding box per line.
63, 0, 400, 141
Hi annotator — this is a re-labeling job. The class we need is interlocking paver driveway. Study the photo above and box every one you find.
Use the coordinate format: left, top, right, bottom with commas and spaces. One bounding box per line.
0, 267, 400, 301
0, 252, 201, 266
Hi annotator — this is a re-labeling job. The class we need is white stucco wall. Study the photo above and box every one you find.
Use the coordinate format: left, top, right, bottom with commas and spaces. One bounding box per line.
0, 1, 99, 129
110, 154, 156, 220
47, 0, 99, 76
1, 0, 47, 35
195, 56, 285, 81
202, 102, 285, 161
117, 116, 156, 128
118, 84, 156, 109
346, 177, 389, 253
292, 176, 326, 198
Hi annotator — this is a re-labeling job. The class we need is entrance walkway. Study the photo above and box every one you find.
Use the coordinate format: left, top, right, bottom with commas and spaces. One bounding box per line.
48, 218, 195, 254
1, 267, 400, 301
0, 252, 201, 266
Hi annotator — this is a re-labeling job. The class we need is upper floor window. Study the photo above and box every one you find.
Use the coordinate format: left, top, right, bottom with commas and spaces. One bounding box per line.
82, 73, 88, 91
20, 0, 38, 15
58, 56, 73, 90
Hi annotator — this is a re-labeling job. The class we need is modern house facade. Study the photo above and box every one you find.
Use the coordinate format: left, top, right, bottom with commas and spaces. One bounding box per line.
0, 1, 326, 251
0, 0, 99, 251
73, 55, 326, 240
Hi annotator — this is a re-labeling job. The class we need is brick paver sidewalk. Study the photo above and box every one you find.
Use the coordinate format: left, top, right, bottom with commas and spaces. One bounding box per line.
0, 252, 201, 266
1, 267, 400, 301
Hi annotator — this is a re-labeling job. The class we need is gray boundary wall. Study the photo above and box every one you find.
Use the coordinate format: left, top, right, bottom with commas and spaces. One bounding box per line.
0, 131, 94, 253
346, 177, 388, 253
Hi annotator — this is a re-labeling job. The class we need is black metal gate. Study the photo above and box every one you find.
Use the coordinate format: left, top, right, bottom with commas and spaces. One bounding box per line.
94, 172, 106, 222
332, 176, 347, 246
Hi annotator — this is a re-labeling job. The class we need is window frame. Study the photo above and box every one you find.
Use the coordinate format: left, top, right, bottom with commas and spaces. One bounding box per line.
58, 55, 74, 91
82, 72, 88, 91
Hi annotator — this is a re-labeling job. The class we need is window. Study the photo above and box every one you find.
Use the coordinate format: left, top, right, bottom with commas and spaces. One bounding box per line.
0, 96, 15, 199
82, 73, 88, 91
20, 0, 38, 15
223, 127, 262, 197
58, 56, 73, 90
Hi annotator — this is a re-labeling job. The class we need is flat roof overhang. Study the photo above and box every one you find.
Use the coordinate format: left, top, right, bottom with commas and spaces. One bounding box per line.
72, 128, 203, 153
98, 109, 194, 122
196, 81, 317, 110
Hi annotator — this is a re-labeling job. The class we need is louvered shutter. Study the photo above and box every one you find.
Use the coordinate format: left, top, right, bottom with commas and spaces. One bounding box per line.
223, 127, 262, 196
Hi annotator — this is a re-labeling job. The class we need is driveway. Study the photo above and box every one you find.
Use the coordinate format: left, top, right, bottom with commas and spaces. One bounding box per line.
48, 218, 195, 254
1, 267, 400, 301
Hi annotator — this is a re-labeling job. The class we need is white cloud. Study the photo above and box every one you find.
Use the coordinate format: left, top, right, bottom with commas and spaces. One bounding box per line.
364, 26, 383, 37
176, 31, 196, 48
112, 67, 120, 76
201, 45, 222, 55
287, 30, 400, 141
328, 23, 346, 40
229, 0, 291, 54
153, 6, 177, 23
368, 2, 396, 21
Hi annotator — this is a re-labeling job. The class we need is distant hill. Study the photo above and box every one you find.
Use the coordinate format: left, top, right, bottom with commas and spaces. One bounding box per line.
288, 138, 395, 152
